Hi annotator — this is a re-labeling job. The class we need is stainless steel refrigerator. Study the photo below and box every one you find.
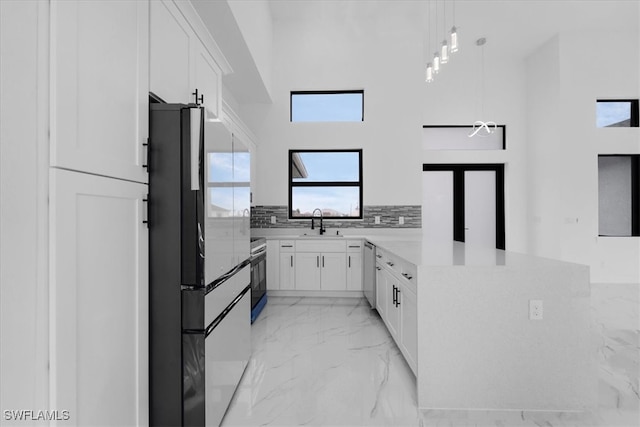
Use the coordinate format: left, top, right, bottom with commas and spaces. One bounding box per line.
148, 100, 251, 426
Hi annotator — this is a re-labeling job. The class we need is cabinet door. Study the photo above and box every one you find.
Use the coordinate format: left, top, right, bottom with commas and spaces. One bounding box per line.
150, 0, 192, 103
266, 241, 280, 290
192, 42, 222, 120
321, 253, 347, 291
346, 253, 363, 291
400, 284, 418, 373
51, 0, 149, 183
375, 264, 387, 319
295, 253, 321, 291
279, 253, 296, 290
50, 169, 148, 426
386, 271, 401, 339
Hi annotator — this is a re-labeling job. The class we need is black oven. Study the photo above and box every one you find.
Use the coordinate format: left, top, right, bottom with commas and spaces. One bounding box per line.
250, 238, 267, 323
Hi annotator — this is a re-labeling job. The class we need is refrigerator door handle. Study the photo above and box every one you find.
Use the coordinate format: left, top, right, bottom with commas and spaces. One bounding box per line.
190, 108, 202, 191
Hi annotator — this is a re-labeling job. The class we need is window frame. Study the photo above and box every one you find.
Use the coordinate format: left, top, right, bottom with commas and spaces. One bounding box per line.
290, 90, 365, 122
597, 154, 640, 237
596, 99, 639, 128
288, 149, 364, 220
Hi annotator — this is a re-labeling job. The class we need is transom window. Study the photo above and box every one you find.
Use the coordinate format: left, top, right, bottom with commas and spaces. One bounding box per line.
596, 100, 639, 127
290, 90, 364, 122
289, 150, 363, 219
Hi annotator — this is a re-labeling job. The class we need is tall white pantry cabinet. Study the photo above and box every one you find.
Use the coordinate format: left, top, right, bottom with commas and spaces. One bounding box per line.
49, 1, 150, 425
2, 0, 154, 425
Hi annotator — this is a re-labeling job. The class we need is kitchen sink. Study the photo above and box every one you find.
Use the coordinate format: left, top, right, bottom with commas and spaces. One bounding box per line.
298, 233, 344, 238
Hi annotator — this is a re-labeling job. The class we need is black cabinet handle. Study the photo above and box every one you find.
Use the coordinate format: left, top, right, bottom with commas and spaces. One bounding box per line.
392, 285, 397, 305
291, 255, 293, 267
322, 256, 325, 268
396, 288, 401, 307
317, 256, 319, 268
348, 256, 351, 268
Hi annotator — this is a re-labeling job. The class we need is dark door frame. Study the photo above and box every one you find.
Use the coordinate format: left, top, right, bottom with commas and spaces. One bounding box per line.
422, 163, 505, 250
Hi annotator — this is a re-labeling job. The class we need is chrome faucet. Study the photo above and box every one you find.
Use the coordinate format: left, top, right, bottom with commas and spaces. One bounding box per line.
311, 208, 325, 235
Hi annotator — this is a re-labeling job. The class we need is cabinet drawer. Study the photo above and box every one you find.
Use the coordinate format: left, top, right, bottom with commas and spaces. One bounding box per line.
279, 240, 295, 252
346, 239, 363, 252
295, 239, 346, 253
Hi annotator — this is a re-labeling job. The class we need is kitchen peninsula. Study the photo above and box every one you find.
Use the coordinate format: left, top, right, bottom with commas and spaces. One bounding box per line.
262, 233, 597, 413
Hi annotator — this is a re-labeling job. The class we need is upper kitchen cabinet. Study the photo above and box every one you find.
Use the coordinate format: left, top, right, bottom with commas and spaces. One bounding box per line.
50, 0, 149, 183
150, 0, 230, 119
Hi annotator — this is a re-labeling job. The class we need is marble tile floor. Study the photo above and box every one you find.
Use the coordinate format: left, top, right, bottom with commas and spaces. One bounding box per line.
222, 284, 639, 427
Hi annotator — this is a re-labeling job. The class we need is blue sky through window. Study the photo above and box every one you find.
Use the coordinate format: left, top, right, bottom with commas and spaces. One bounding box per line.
291, 92, 363, 122
596, 101, 632, 127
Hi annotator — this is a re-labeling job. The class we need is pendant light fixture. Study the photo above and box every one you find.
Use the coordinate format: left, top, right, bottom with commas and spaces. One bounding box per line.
440, 0, 449, 64
450, 0, 459, 53
426, 63, 434, 82
425, 0, 434, 83
469, 37, 496, 138
433, 0, 440, 73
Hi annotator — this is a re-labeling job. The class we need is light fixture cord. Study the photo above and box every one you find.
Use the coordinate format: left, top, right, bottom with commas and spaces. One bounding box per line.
481, 42, 485, 118
443, 0, 446, 39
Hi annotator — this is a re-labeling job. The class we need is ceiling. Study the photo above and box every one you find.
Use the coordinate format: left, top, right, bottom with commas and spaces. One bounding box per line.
269, 0, 639, 61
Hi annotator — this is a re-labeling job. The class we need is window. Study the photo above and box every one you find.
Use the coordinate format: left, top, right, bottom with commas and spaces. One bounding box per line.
596, 100, 639, 127
290, 90, 364, 122
289, 150, 363, 219
598, 155, 639, 236
422, 125, 506, 150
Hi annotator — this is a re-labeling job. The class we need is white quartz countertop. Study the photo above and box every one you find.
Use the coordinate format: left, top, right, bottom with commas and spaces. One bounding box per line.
258, 231, 586, 269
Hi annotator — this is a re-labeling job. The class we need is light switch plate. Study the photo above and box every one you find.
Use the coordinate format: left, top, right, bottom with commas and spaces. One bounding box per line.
270, 216, 276, 224
399, 216, 404, 225
374, 216, 381, 224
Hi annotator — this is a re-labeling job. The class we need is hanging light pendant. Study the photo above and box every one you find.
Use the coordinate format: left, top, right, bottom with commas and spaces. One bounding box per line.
450, 26, 458, 53
426, 62, 434, 82
433, 52, 440, 74
441, 39, 449, 64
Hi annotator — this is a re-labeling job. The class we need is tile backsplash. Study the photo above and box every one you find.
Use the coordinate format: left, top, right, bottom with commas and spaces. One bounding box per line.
251, 205, 421, 228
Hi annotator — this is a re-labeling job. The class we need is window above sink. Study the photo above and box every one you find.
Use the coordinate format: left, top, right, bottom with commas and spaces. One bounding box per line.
289, 149, 363, 220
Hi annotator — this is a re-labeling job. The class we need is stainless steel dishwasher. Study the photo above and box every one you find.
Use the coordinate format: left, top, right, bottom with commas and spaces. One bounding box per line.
363, 241, 376, 308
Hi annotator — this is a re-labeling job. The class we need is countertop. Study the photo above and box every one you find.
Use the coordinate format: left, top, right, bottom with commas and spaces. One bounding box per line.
257, 231, 587, 270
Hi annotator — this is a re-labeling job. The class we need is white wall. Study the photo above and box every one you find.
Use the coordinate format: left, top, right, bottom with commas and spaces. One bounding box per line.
0, 0, 50, 414
526, 30, 640, 283
420, 41, 530, 253
244, 2, 426, 210
227, 0, 273, 97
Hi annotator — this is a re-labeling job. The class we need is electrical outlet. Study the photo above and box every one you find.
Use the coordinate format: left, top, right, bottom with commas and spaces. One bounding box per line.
270, 216, 276, 224
399, 216, 404, 225
529, 300, 543, 320
374, 216, 381, 224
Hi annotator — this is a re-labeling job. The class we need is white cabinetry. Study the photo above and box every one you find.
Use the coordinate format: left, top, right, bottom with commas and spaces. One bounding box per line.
399, 282, 418, 371
50, 169, 148, 426
267, 239, 364, 293
375, 248, 417, 375
266, 240, 280, 290
149, 0, 191, 104
294, 253, 323, 290
192, 41, 222, 119
294, 240, 347, 291
346, 240, 363, 291
319, 252, 347, 291
50, 0, 149, 183
278, 241, 296, 290
150, 0, 223, 118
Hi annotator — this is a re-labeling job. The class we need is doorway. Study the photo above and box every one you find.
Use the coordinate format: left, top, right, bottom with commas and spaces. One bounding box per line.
422, 164, 505, 250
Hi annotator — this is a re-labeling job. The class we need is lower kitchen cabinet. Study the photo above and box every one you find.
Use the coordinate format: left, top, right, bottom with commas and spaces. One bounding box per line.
294, 252, 322, 290
50, 169, 148, 426
375, 250, 418, 375
375, 263, 387, 318
294, 252, 347, 291
399, 282, 418, 371
279, 253, 295, 290
346, 252, 363, 291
